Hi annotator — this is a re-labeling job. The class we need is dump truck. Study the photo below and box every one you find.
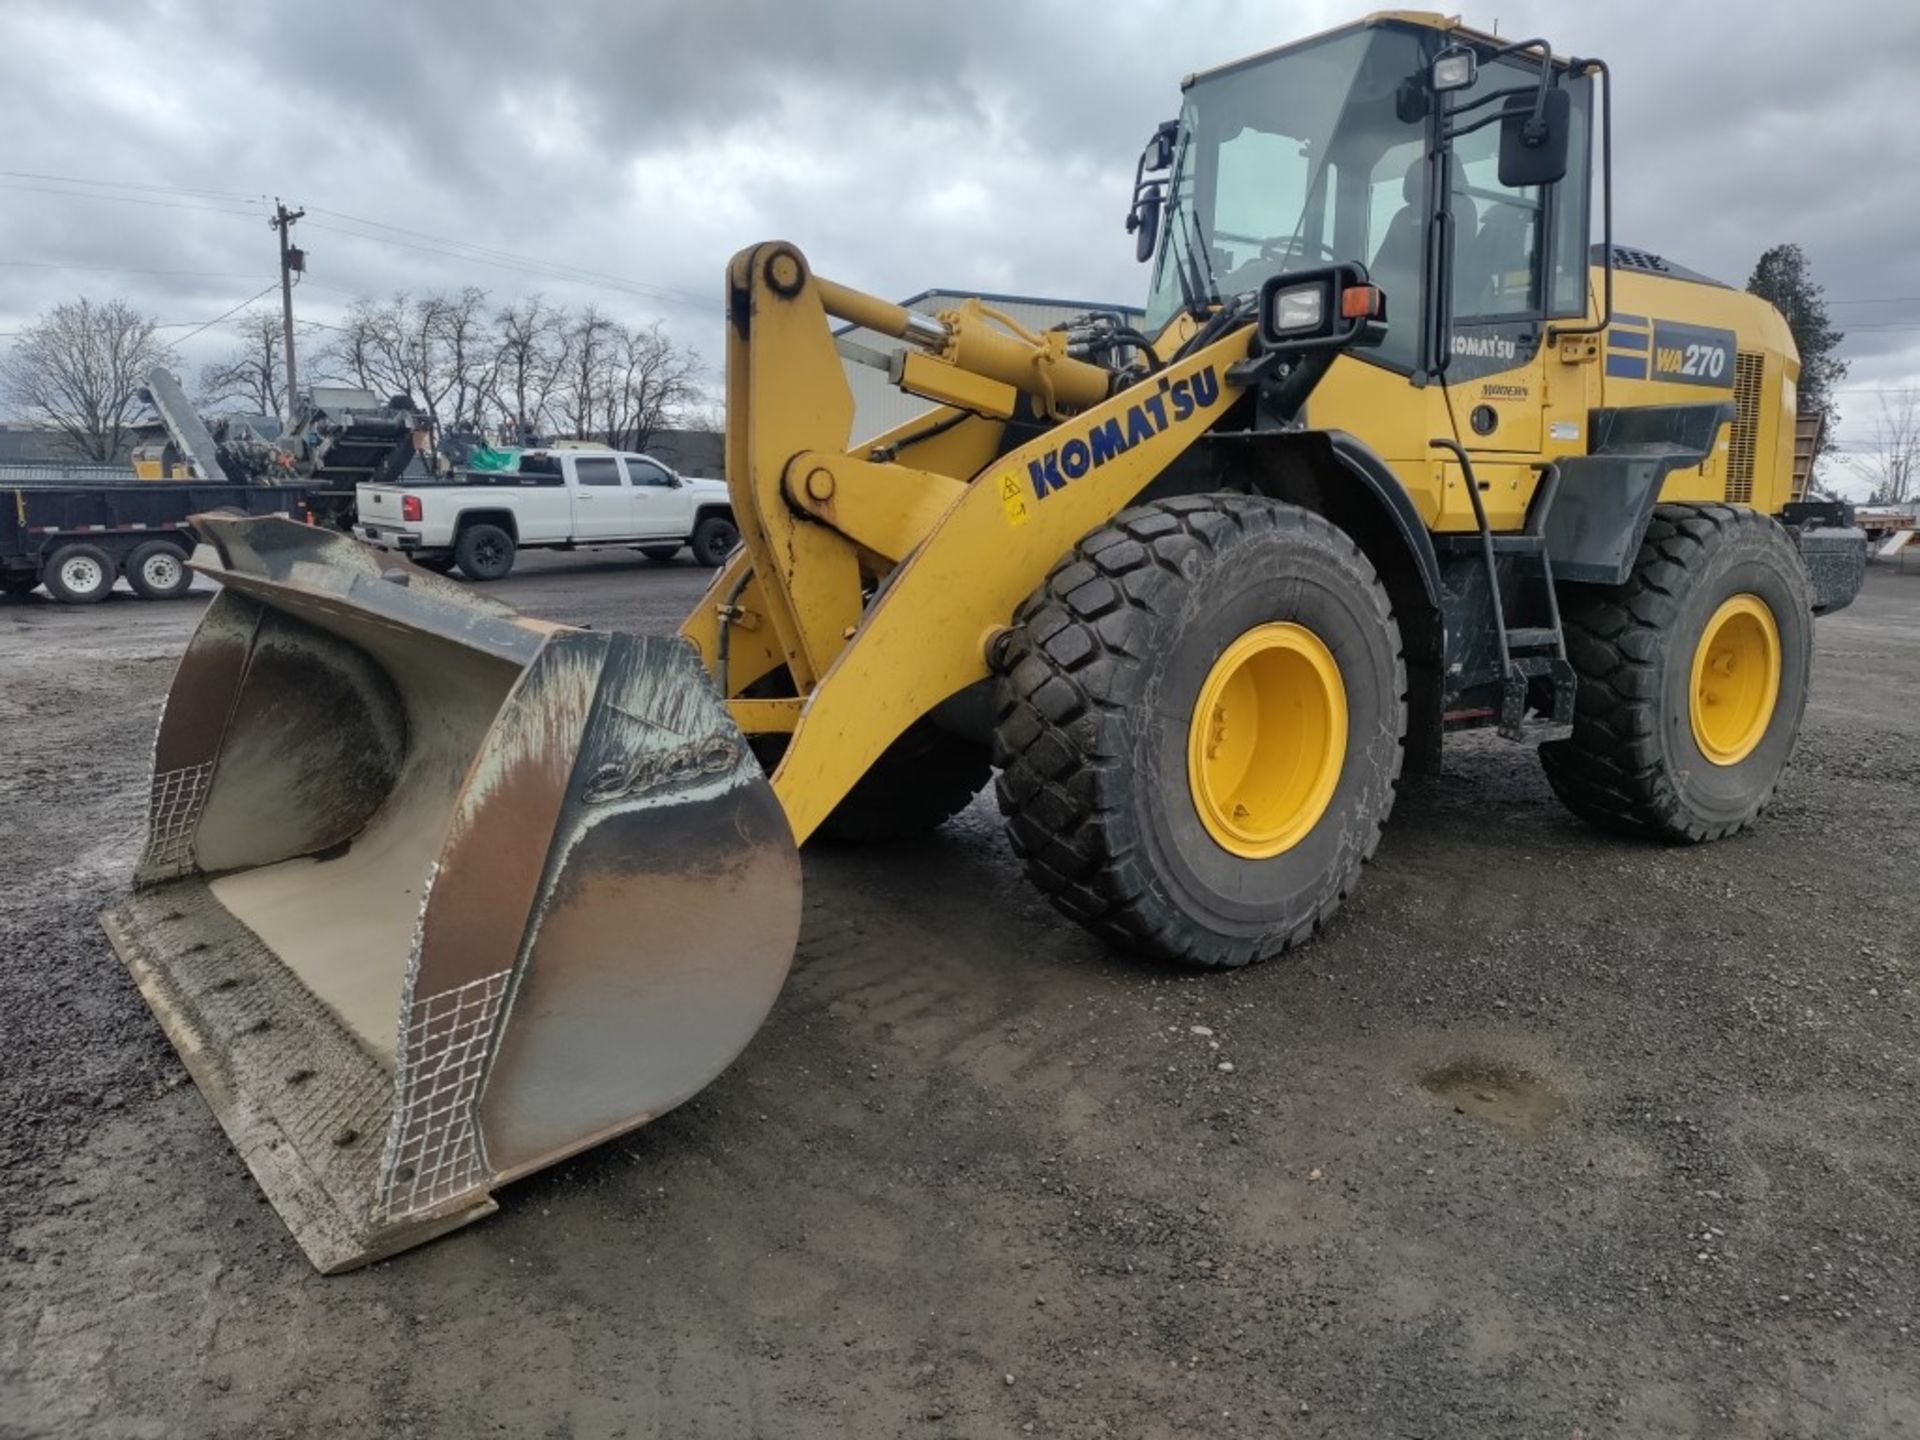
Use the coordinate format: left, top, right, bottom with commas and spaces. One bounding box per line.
103, 12, 1868, 1271
1, 479, 305, 602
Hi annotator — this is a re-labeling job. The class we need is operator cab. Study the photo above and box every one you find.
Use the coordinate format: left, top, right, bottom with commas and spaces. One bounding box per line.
1130, 15, 1601, 386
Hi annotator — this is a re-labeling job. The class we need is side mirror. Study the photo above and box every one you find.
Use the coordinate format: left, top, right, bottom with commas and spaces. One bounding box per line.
1125, 120, 1178, 264
1499, 86, 1570, 187
1128, 189, 1163, 264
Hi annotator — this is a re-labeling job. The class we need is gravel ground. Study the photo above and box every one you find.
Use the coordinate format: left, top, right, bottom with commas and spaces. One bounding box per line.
1, 550, 1915, 1440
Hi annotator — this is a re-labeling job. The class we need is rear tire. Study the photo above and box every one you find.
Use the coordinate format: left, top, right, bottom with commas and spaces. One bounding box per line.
454, 523, 516, 581
43, 542, 115, 604
816, 722, 992, 843
690, 513, 739, 567
125, 539, 194, 599
1541, 503, 1812, 841
992, 495, 1406, 969
640, 544, 682, 562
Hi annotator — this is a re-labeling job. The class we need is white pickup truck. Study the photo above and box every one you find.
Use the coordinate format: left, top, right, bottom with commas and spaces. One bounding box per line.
354, 449, 739, 579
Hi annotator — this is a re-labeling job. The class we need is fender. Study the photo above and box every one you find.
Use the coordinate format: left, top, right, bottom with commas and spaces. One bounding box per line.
1319, 431, 1444, 611
1546, 402, 1732, 584
1201, 427, 1443, 614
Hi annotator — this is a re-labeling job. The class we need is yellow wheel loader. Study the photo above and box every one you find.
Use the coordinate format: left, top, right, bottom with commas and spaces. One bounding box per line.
103, 12, 1868, 1270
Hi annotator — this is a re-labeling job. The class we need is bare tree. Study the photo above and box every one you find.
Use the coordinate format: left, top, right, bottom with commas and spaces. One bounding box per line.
555, 306, 621, 442
487, 296, 567, 440
197, 311, 286, 417
0, 297, 175, 460
319, 292, 459, 432
1849, 386, 1920, 506
313, 288, 708, 447
603, 321, 702, 452
432, 287, 494, 432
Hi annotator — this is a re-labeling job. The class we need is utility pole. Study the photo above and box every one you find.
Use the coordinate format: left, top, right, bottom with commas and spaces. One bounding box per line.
270, 199, 306, 421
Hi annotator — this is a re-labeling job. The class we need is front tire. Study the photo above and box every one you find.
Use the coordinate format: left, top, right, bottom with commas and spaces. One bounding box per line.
454, 523, 516, 581
992, 496, 1406, 969
1541, 503, 1812, 841
43, 543, 115, 604
125, 539, 193, 599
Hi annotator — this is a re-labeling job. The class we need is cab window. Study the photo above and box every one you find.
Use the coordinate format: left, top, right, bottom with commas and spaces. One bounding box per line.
574, 456, 622, 486
1448, 62, 1593, 323
625, 458, 672, 487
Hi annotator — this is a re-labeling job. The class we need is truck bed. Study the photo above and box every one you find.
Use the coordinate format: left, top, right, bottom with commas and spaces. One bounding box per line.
2, 483, 304, 559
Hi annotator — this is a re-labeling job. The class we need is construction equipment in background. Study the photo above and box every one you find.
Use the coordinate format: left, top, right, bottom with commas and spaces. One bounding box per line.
136, 366, 423, 527
131, 442, 193, 481
1860, 505, 1917, 562
138, 366, 231, 484
105, 11, 1869, 1271
1790, 411, 1825, 503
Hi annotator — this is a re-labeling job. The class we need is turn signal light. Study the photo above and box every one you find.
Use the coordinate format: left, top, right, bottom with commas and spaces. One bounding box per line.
1341, 285, 1385, 320
401, 494, 423, 523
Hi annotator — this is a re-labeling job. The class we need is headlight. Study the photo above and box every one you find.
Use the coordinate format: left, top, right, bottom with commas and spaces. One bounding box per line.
1269, 284, 1326, 333
1432, 47, 1477, 92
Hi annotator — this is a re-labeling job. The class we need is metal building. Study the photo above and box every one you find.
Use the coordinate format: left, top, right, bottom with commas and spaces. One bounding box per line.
836, 289, 1145, 443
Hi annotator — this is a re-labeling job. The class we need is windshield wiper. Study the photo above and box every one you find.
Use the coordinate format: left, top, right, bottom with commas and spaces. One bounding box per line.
1178, 205, 1220, 315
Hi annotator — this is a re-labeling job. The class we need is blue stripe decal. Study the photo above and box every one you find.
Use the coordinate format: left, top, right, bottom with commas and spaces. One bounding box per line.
1610, 311, 1650, 328
1606, 354, 1648, 380
1609, 329, 1649, 352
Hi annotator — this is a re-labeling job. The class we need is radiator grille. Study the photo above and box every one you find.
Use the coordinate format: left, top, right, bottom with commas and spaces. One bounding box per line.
1725, 350, 1765, 504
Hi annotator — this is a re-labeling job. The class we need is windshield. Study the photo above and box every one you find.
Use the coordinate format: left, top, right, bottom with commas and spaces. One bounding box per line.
1146, 24, 1431, 369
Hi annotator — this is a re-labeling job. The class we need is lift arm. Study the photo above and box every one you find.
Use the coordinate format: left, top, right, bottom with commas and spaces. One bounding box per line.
683, 241, 1254, 844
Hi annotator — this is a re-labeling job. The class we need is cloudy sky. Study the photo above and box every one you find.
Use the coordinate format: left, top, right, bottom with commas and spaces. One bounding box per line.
3, 0, 1916, 493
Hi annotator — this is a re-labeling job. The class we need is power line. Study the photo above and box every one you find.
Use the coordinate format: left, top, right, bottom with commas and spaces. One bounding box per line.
302, 220, 717, 313
0, 174, 711, 312
305, 204, 711, 304
302, 211, 715, 313
0, 259, 278, 283
0, 169, 267, 204
0, 181, 260, 219
164, 283, 283, 344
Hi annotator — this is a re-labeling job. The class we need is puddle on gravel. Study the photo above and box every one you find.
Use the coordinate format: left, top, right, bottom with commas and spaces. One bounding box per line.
1421, 1057, 1567, 1136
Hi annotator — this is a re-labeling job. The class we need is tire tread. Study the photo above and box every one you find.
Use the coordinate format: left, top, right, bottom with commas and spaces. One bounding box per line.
992, 495, 1406, 969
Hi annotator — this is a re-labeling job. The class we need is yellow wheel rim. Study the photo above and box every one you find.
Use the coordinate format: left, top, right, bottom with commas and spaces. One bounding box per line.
1186, 622, 1347, 859
1688, 593, 1781, 766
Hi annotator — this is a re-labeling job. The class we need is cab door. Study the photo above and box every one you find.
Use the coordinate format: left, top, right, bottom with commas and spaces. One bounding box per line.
1438, 89, 1547, 457
623, 456, 690, 538
1433, 58, 1596, 530
569, 454, 636, 538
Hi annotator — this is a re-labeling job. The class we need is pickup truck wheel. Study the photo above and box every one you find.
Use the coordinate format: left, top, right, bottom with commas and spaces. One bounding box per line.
690, 514, 740, 567
126, 540, 194, 599
44, 543, 116, 603
454, 524, 516, 581
640, 544, 682, 562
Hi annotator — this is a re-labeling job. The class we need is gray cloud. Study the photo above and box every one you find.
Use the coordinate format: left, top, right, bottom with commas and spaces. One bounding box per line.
4, 0, 1915, 474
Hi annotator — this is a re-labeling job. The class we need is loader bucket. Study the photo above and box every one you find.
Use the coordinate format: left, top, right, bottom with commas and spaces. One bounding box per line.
100, 516, 801, 1272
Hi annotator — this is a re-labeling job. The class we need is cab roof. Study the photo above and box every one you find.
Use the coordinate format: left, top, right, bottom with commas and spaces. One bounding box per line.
1183, 12, 1575, 89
